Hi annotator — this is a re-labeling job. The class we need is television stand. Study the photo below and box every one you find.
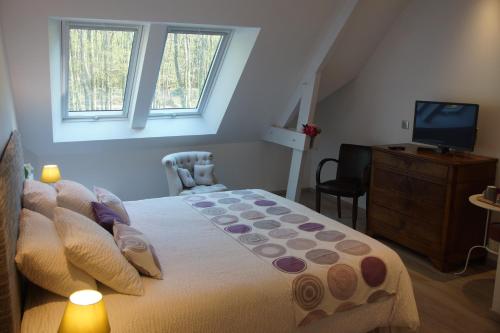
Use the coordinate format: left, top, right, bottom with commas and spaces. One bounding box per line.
417, 146, 450, 154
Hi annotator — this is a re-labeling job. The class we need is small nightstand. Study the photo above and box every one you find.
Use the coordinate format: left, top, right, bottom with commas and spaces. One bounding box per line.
455, 194, 499, 275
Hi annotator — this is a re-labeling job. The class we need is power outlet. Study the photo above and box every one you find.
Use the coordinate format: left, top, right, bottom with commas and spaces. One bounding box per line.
401, 120, 410, 130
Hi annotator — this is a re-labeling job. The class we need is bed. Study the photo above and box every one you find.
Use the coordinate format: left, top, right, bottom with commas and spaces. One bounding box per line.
0, 131, 419, 333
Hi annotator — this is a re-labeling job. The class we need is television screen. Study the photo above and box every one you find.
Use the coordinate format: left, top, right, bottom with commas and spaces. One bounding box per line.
412, 100, 478, 151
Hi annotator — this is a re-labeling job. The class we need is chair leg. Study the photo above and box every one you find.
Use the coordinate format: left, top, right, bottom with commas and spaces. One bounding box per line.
352, 196, 358, 230
315, 190, 321, 213
337, 196, 342, 218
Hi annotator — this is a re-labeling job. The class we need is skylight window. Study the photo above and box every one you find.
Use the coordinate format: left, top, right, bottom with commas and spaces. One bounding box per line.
150, 28, 229, 116
51, 18, 259, 142
62, 22, 141, 119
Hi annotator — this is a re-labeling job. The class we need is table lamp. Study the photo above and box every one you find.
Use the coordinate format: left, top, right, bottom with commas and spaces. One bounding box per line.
58, 290, 110, 333
40, 164, 61, 184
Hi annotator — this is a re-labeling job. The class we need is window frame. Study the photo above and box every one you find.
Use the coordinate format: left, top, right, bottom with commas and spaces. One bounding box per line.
60, 21, 143, 121
149, 26, 232, 118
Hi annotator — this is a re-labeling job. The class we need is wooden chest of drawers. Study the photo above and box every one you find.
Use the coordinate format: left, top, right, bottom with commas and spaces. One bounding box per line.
368, 145, 497, 271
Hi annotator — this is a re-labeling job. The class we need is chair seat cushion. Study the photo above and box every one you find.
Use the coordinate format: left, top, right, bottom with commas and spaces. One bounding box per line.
316, 178, 366, 197
179, 184, 228, 195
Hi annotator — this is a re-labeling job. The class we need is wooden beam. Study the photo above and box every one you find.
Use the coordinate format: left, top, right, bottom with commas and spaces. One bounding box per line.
262, 126, 307, 151
264, 0, 359, 201
276, 85, 301, 127
273, 0, 359, 129
296, 74, 321, 129
286, 149, 306, 200
284, 74, 319, 201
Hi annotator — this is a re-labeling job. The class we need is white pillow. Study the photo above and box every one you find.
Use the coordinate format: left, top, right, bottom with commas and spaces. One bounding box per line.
93, 186, 131, 225
177, 168, 196, 188
15, 209, 97, 297
53, 207, 144, 296
114, 223, 163, 279
55, 180, 97, 220
22, 180, 57, 219
193, 164, 215, 185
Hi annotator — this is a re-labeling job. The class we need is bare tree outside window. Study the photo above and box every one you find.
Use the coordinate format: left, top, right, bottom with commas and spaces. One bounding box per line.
62, 23, 228, 119
151, 31, 223, 111
67, 27, 136, 112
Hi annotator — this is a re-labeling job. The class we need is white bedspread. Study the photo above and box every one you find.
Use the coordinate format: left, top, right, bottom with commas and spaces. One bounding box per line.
21, 190, 419, 333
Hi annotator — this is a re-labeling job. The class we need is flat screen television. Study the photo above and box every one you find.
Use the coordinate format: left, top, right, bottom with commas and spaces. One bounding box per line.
412, 100, 479, 152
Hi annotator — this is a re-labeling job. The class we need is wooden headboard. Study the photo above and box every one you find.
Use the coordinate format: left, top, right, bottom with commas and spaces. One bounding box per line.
0, 130, 24, 333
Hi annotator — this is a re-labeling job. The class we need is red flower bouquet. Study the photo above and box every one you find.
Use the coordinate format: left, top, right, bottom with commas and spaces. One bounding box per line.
302, 124, 322, 148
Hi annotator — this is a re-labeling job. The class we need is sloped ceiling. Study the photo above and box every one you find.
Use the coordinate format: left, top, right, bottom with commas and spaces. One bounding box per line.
0, 0, 347, 156
318, 0, 410, 101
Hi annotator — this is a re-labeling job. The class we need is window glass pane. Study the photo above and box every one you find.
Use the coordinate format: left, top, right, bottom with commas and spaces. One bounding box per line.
67, 27, 135, 112
151, 32, 223, 110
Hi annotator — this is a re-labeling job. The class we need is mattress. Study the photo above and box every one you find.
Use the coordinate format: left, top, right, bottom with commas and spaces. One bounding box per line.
21, 190, 419, 333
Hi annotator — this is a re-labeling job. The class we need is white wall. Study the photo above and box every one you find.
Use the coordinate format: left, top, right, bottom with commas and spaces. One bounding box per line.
0, 0, 344, 156
35, 141, 290, 201
0, 24, 16, 152
310, 0, 500, 203
0, 0, 345, 198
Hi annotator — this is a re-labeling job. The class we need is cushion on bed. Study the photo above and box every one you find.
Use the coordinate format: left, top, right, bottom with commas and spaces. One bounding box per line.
177, 167, 196, 188
91, 201, 126, 234
114, 223, 163, 279
15, 209, 97, 297
53, 207, 144, 296
193, 164, 215, 185
55, 180, 97, 220
22, 179, 57, 219
93, 186, 131, 225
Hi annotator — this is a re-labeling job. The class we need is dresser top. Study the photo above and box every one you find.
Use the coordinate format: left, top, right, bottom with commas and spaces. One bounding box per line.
373, 144, 497, 166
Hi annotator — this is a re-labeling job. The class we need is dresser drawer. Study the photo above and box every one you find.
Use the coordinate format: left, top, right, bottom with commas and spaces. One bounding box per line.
373, 150, 449, 182
370, 145, 497, 271
371, 187, 444, 224
372, 167, 447, 205
369, 203, 442, 244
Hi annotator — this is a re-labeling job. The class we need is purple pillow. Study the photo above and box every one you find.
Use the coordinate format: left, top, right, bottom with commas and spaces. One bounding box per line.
91, 201, 125, 234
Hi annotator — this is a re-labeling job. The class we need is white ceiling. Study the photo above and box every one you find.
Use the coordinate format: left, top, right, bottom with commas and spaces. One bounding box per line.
0, 0, 348, 156
0, 0, 412, 159
318, 0, 410, 101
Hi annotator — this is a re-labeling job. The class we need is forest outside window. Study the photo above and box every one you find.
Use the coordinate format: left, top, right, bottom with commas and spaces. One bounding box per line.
61, 22, 141, 119
150, 28, 230, 117
52, 19, 257, 141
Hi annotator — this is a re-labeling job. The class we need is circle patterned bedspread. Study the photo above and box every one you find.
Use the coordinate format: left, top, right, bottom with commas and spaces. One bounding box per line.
185, 190, 402, 327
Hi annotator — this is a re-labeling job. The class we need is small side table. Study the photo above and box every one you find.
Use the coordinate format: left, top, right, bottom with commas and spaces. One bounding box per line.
455, 194, 500, 275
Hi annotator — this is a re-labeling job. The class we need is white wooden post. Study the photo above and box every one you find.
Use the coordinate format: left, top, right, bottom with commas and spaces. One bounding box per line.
285, 74, 321, 201
262, 0, 359, 201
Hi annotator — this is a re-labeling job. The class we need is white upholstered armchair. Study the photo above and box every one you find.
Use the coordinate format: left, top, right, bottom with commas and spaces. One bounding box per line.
161, 151, 227, 196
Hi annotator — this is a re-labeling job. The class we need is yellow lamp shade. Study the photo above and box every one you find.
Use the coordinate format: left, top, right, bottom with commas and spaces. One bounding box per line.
40, 164, 61, 183
58, 290, 110, 333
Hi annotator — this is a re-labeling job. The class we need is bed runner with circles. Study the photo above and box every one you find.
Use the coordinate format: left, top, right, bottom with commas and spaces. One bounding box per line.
185, 190, 402, 327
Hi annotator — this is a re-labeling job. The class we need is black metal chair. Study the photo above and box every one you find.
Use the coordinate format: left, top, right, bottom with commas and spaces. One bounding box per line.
315, 144, 372, 230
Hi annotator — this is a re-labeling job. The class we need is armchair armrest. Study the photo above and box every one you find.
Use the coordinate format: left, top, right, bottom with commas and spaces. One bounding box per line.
316, 158, 339, 184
